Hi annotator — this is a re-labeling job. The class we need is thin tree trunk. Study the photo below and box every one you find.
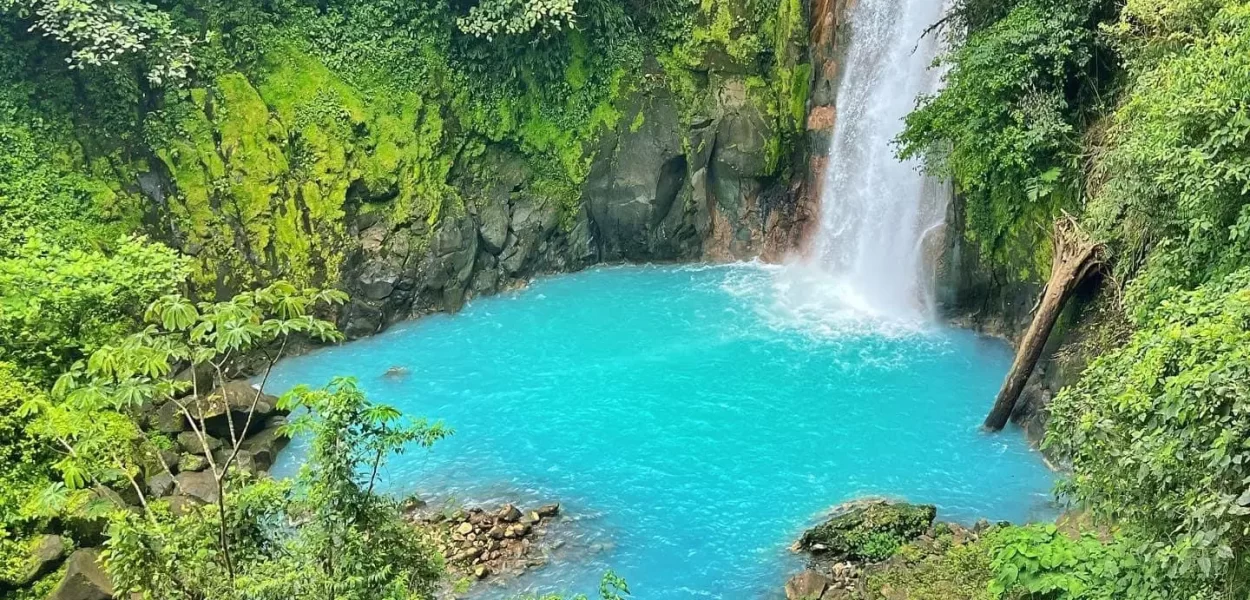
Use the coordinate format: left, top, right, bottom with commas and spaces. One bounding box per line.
984, 215, 1101, 431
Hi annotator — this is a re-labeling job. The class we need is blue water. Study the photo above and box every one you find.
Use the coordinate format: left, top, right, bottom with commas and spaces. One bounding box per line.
267, 263, 1055, 599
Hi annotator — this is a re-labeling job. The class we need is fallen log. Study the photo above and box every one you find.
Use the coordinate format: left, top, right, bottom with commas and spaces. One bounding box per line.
984, 214, 1102, 431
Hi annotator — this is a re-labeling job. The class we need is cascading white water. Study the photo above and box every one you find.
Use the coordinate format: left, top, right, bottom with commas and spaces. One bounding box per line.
805, 0, 951, 322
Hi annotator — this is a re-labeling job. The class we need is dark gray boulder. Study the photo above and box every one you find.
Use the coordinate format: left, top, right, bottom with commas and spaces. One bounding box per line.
172, 362, 215, 398
153, 400, 187, 434
177, 430, 222, 454
173, 470, 219, 504
238, 424, 289, 473
584, 90, 692, 261
49, 549, 113, 600
477, 201, 510, 256
10, 534, 67, 586
146, 471, 176, 497
188, 380, 281, 439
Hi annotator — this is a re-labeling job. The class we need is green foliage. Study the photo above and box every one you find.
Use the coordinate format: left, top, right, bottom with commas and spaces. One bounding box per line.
105, 379, 447, 600
457, 0, 579, 39
1086, 1, 1250, 320
0, 236, 188, 383
520, 571, 631, 600
1047, 270, 1250, 596
864, 530, 996, 600
899, 0, 1114, 278
0, 363, 56, 586
988, 524, 1174, 600
0, 0, 192, 84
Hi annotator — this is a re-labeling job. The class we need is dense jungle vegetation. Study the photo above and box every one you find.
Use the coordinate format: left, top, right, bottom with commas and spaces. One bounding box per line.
0, 0, 799, 596
1, 0, 1249, 597
896, 0, 1250, 597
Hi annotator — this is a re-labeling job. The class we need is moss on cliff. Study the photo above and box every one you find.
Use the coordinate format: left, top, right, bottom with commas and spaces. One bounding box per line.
3, 0, 808, 297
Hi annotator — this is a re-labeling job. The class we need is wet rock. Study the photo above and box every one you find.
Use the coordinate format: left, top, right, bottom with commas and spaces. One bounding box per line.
795, 499, 936, 562
536, 503, 560, 517
342, 299, 384, 339
50, 549, 113, 600
785, 569, 831, 600
383, 366, 409, 380
498, 504, 522, 523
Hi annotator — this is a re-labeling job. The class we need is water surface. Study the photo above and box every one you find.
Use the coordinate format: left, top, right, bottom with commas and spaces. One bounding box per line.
268, 263, 1055, 599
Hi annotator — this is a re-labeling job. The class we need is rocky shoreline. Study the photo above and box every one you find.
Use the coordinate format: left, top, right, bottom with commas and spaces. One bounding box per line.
407, 502, 563, 589
783, 499, 998, 600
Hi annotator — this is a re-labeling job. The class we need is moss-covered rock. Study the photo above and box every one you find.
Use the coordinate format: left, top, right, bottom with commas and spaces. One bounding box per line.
796, 500, 937, 562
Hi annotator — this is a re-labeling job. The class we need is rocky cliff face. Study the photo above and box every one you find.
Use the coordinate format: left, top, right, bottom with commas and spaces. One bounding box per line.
107, 0, 833, 338
330, 14, 848, 337
335, 75, 815, 336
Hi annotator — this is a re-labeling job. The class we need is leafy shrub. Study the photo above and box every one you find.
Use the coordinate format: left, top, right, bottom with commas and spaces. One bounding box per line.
1047, 269, 1250, 594
899, 0, 1115, 276
1086, 1, 1250, 320
986, 524, 1190, 600
0, 236, 188, 382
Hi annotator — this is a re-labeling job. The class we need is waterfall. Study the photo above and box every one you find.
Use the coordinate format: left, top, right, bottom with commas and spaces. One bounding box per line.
804, 0, 950, 322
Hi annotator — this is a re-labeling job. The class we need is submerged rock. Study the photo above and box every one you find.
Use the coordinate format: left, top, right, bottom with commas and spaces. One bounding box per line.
411, 501, 561, 590
383, 365, 409, 380
795, 499, 936, 562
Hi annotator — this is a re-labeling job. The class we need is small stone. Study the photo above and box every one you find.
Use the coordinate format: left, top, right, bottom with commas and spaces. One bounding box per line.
535, 503, 560, 517
498, 504, 522, 522
452, 548, 482, 562
489, 524, 507, 540
520, 511, 541, 525
456, 522, 474, 536
473, 565, 489, 579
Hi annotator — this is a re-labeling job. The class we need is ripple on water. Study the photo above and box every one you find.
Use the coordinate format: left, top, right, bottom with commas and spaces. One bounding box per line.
267, 263, 1056, 599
